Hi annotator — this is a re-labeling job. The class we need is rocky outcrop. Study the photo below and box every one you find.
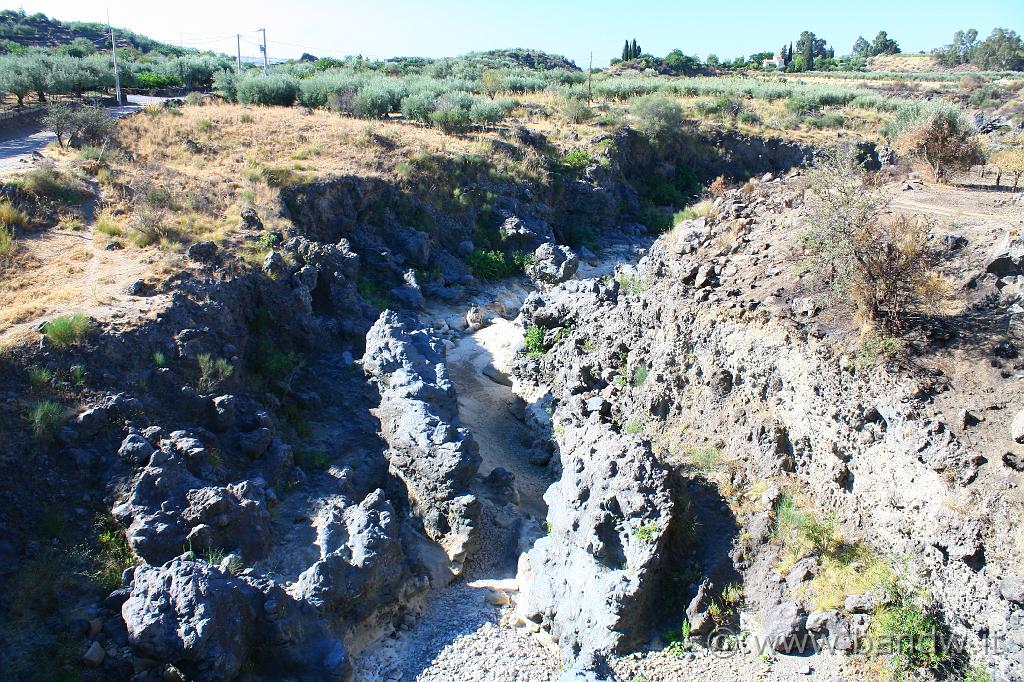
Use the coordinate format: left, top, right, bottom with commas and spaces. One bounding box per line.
516, 421, 677, 661
293, 488, 423, 622
123, 558, 349, 681
112, 434, 272, 565
529, 243, 579, 284
363, 311, 482, 572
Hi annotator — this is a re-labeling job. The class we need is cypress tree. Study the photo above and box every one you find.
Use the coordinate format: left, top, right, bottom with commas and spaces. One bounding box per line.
631, 39, 639, 59
623, 40, 630, 61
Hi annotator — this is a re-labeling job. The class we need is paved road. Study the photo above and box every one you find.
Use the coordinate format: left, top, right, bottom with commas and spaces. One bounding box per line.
0, 95, 166, 174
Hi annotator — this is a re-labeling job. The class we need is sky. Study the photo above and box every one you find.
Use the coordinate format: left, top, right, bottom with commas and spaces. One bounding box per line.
10, 1, 1024, 68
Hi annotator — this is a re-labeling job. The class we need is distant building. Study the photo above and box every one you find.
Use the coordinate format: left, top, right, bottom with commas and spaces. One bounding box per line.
762, 52, 785, 68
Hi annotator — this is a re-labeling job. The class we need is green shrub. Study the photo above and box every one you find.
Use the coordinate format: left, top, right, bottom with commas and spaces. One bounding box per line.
465, 249, 530, 279
737, 111, 762, 125
560, 98, 595, 124
354, 81, 403, 118
873, 581, 948, 677
31, 400, 62, 439
295, 448, 332, 471
635, 521, 658, 543
468, 97, 513, 126
524, 325, 545, 358
630, 95, 683, 148
153, 350, 167, 367
93, 520, 135, 593
69, 364, 85, 386
236, 74, 299, 106
887, 101, 983, 182
196, 353, 233, 392
400, 91, 436, 122
16, 165, 84, 203
43, 312, 93, 348
562, 148, 593, 170
631, 363, 649, 386
638, 205, 673, 234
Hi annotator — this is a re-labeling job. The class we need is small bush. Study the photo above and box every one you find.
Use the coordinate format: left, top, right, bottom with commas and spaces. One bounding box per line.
31, 400, 62, 439
873, 580, 949, 678
630, 95, 683, 148
16, 165, 84, 202
635, 521, 658, 543
560, 98, 595, 124
295, 448, 332, 471
887, 101, 983, 182
400, 91, 437, 123
524, 325, 545, 358
43, 312, 93, 348
562, 148, 594, 170
236, 74, 299, 106
465, 249, 529, 279
93, 520, 135, 593
95, 217, 122, 237
196, 353, 234, 392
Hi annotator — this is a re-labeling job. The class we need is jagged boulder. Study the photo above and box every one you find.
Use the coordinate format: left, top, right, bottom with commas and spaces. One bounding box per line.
498, 213, 555, 250
987, 228, 1024, 278
294, 489, 419, 620
363, 311, 482, 571
112, 440, 272, 565
516, 421, 676, 660
529, 243, 579, 284
124, 559, 350, 681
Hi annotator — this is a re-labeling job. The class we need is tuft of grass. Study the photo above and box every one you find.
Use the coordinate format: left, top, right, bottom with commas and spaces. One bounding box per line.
617, 274, 646, 295
801, 541, 892, 611
196, 353, 234, 392
93, 519, 135, 594
31, 400, 62, 439
631, 363, 649, 386
685, 444, 721, 472
0, 200, 29, 229
295, 448, 332, 471
153, 350, 167, 367
69, 364, 85, 387
0, 225, 15, 263
27, 365, 53, 390
872, 577, 949, 679
465, 249, 532, 280
42, 312, 93, 348
95, 217, 123, 237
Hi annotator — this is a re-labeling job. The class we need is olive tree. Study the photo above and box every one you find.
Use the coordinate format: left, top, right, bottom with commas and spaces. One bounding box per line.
888, 101, 982, 182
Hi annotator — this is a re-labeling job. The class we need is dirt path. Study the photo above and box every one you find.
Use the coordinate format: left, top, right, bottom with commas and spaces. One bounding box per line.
448, 317, 551, 521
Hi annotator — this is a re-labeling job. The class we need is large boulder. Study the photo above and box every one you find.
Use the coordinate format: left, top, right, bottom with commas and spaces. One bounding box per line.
499, 212, 555, 250
363, 311, 482, 572
124, 559, 350, 681
112, 442, 272, 565
761, 601, 808, 653
516, 422, 676, 660
293, 489, 420, 620
987, 228, 1024, 278
529, 243, 579, 284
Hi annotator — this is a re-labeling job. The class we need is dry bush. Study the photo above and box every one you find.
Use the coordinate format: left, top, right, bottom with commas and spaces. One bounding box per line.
805, 146, 946, 333
709, 175, 728, 196
888, 102, 983, 182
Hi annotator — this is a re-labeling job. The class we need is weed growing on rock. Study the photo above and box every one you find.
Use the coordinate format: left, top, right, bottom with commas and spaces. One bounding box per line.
873, 576, 949, 678
93, 519, 135, 594
43, 312, 93, 348
466, 249, 532, 279
296, 448, 332, 471
153, 350, 167, 367
617, 274, 646, 295
635, 521, 658, 543
524, 325, 545, 359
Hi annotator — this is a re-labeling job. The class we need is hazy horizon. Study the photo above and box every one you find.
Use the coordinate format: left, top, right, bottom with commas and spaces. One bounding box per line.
6, 1, 1023, 68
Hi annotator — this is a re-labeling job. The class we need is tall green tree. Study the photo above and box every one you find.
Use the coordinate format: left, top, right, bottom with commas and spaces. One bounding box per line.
852, 36, 871, 57
871, 31, 900, 56
973, 28, 1024, 70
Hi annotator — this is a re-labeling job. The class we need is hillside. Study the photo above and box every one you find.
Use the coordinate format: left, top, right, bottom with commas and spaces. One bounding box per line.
0, 9, 189, 56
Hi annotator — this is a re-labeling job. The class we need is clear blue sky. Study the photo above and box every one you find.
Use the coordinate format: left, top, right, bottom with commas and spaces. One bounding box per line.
12, 1, 1024, 67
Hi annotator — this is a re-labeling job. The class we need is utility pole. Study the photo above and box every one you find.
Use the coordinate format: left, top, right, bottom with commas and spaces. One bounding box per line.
588, 52, 593, 102
236, 34, 242, 72
108, 11, 122, 105
260, 28, 268, 77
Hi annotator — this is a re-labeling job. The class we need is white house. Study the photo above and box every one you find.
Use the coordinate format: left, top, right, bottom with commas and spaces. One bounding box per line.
762, 52, 785, 68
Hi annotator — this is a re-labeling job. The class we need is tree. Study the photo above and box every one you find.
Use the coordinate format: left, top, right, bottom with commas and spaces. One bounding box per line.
989, 138, 1024, 191
871, 31, 901, 56
706, 54, 720, 67
933, 29, 979, 67
632, 39, 641, 59
889, 102, 983, 182
973, 28, 1024, 70
622, 40, 631, 62
852, 36, 871, 57
0, 55, 33, 106
795, 31, 827, 71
